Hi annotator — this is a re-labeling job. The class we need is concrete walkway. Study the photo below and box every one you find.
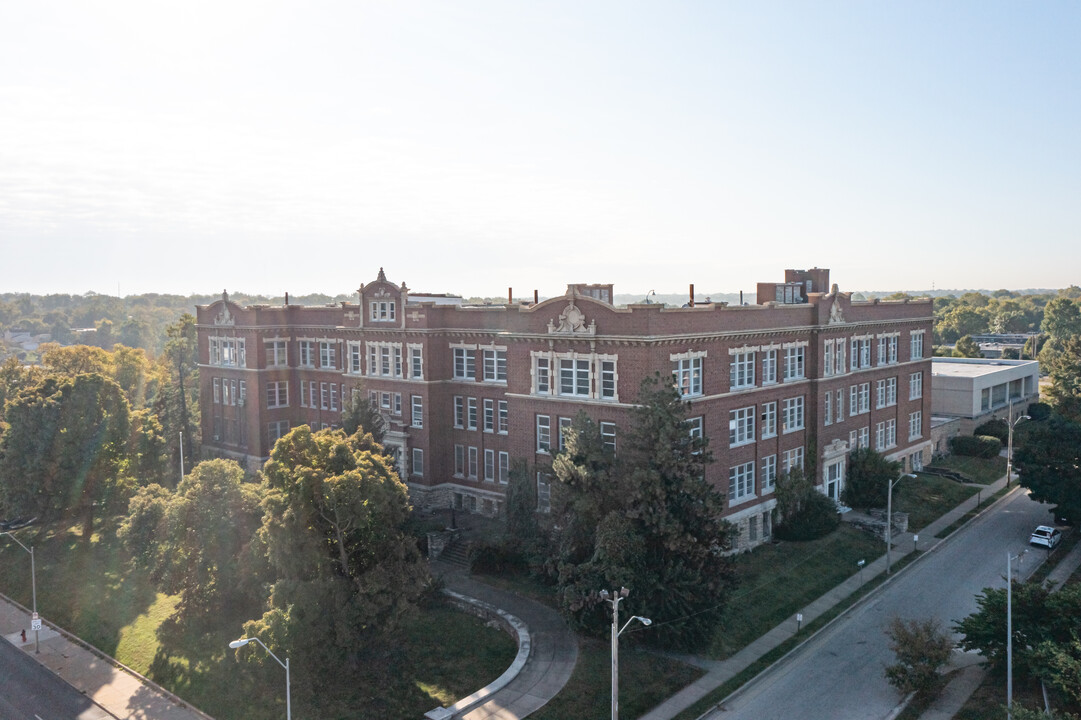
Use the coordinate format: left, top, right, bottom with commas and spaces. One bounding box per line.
428, 561, 579, 720
638, 473, 1017, 720
0, 592, 212, 720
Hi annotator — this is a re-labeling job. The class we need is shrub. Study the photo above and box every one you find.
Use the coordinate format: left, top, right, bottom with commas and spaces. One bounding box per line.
1028, 402, 1052, 421
469, 540, 528, 575
775, 491, 840, 541
974, 419, 1009, 444
884, 617, 953, 697
950, 434, 1002, 458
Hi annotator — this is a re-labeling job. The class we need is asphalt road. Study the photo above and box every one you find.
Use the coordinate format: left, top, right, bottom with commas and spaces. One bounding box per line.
0, 638, 111, 720
705, 488, 1056, 720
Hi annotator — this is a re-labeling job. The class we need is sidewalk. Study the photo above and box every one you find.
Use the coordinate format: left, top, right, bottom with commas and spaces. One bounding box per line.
0, 592, 213, 720
428, 561, 579, 720
638, 473, 1015, 720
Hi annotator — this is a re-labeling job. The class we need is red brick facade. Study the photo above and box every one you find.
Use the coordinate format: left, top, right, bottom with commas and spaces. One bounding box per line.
196, 268, 934, 549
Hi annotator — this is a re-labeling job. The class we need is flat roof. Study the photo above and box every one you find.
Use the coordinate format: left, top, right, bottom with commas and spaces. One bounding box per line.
931, 358, 1038, 379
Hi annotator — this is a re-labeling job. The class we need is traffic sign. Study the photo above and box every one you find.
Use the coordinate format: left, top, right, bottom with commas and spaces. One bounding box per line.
31, 618, 41, 632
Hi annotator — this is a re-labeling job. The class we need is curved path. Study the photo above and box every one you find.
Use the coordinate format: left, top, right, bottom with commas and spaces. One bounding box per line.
429, 561, 578, 720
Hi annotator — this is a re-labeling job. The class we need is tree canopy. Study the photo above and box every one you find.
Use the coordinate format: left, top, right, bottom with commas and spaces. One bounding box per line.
842, 448, 902, 509
1014, 414, 1081, 523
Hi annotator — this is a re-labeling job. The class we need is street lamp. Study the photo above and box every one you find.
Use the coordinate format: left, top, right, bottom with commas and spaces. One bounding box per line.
1, 531, 38, 653
598, 587, 652, 720
1004, 404, 1030, 489
229, 636, 291, 720
886, 473, 918, 574
1006, 549, 1028, 720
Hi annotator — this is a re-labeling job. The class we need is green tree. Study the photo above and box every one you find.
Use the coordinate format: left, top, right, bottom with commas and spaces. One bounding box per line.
842, 448, 902, 509
340, 383, 386, 444
884, 617, 953, 697
1045, 335, 1081, 424
940, 306, 989, 343
242, 426, 430, 685
1042, 297, 1081, 341
773, 467, 840, 541
161, 313, 198, 471
1014, 415, 1081, 523
548, 377, 735, 650
953, 335, 982, 358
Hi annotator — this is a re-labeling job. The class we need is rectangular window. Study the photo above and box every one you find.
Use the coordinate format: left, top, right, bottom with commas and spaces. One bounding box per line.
782, 396, 805, 433
483, 349, 507, 382
498, 400, 509, 434
498, 451, 510, 484
411, 395, 423, 427
761, 455, 777, 493
729, 406, 756, 447
909, 411, 922, 440
835, 339, 846, 375
876, 379, 887, 409
910, 372, 923, 400
484, 449, 495, 482
348, 343, 362, 374
878, 336, 888, 366
454, 347, 476, 380
239, 380, 246, 406
393, 392, 401, 415
535, 357, 550, 394
309, 382, 318, 409
911, 332, 925, 360
674, 356, 704, 396
876, 422, 886, 450
887, 419, 897, 448
824, 392, 833, 425
320, 342, 336, 369
887, 377, 897, 406
367, 345, 378, 376
380, 391, 391, 410
783, 446, 805, 472
320, 382, 329, 410
859, 426, 870, 449
394, 347, 402, 377
560, 358, 591, 397
370, 300, 396, 321
537, 473, 551, 513
467, 397, 478, 430
380, 346, 391, 376
749, 516, 758, 542
409, 346, 423, 379
730, 351, 755, 389
600, 422, 616, 452
783, 346, 806, 381
412, 448, 424, 476
762, 349, 778, 384
268, 420, 290, 444
213, 377, 221, 404
330, 383, 339, 412
266, 381, 288, 408
762, 401, 777, 438
454, 396, 464, 428
728, 461, 755, 502
537, 415, 551, 453
483, 399, 494, 432
268, 340, 288, 367
835, 389, 843, 420
454, 445, 465, 476
600, 360, 617, 399
299, 341, 315, 367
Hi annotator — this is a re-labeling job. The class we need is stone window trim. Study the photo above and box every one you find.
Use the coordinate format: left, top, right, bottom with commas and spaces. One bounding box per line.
530, 350, 619, 401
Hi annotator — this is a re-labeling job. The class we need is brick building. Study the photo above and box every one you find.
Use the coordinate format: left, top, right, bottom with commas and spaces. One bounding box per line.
196, 267, 934, 549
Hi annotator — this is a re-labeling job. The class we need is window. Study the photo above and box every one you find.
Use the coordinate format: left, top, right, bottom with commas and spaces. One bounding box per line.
909, 411, 922, 440
483, 349, 507, 382
319, 341, 336, 369
309, 383, 318, 409
498, 452, 510, 484
268, 420, 290, 444
367, 345, 377, 376
824, 341, 834, 377
783, 346, 806, 381
537, 473, 551, 513
729, 461, 755, 503
394, 346, 402, 377
824, 392, 833, 425
850, 383, 870, 415
761, 401, 777, 438
911, 331, 925, 360
783, 446, 804, 472
886, 377, 897, 406
348, 343, 362, 374
876, 421, 897, 450
370, 300, 396, 321
483, 399, 494, 432
266, 381, 288, 408
782, 396, 805, 433
330, 383, 339, 412
560, 358, 590, 397
535, 357, 550, 394
321, 382, 329, 410
409, 345, 424, 379
467, 398, 477, 430
761, 455, 777, 493
688, 416, 704, 442
729, 406, 756, 447
749, 516, 758, 542
412, 448, 424, 476
454, 396, 464, 428
858, 426, 870, 449
239, 380, 246, 406
536, 415, 551, 453
600, 360, 617, 399
825, 338, 846, 376
851, 337, 872, 369
484, 449, 495, 482
730, 351, 755, 390
453, 347, 476, 380
888, 336, 898, 364
454, 445, 465, 476
211, 337, 246, 367
468, 447, 478, 479
267, 340, 288, 367
213, 377, 221, 404
762, 349, 778, 384
673, 354, 704, 396
411, 396, 423, 427
835, 389, 843, 420
600, 422, 616, 452
379, 391, 391, 410
558, 416, 573, 451
498, 400, 509, 434
380, 346, 391, 376
876, 379, 887, 409
878, 336, 888, 366
299, 341, 315, 367
909, 372, 923, 400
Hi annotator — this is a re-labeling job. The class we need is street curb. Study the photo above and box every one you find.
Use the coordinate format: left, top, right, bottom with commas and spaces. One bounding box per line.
693, 481, 1024, 720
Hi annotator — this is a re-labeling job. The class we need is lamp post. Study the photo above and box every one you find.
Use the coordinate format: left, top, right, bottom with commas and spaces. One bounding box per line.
1004, 404, 1030, 489
1006, 549, 1027, 720
598, 587, 651, 720
886, 474, 917, 575
1, 531, 38, 653
229, 636, 291, 720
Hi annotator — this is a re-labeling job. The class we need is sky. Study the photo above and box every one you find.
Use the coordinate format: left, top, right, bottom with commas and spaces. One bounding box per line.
1, 1, 1079, 299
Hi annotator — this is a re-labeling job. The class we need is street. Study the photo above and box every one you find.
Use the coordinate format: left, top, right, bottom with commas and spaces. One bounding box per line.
704, 488, 1055, 720
0, 638, 111, 720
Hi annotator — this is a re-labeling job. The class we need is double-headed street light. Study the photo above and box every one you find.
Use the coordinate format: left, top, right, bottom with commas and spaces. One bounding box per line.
1, 531, 38, 653
886, 473, 918, 575
229, 636, 291, 720
598, 588, 652, 720
1005, 404, 1030, 489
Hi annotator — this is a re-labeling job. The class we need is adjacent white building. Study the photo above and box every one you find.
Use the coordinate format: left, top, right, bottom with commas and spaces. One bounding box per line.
931, 357, 1039, 435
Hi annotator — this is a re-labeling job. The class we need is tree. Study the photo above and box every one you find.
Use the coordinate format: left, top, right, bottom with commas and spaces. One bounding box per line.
1045, 335, 1081, 424
773, 467, 840, 541
953, 335, 982, 358
161, 314, 198, 471
242, 426, 430, 685
842, 448, 902, 509
340, 383, 386, 444
884, 617, 953, 697
119, 459, 264, 620
1014, 415, 1081, 523
1042, 297, 1081, 341
548, 377, 736, 650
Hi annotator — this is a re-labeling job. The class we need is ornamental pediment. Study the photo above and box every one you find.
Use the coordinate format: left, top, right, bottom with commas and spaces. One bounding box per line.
214, 291, 236, 326
547, 299, 596, 336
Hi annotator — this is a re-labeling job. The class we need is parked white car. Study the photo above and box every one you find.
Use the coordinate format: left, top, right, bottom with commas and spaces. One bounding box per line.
1030, 525, 1062, 549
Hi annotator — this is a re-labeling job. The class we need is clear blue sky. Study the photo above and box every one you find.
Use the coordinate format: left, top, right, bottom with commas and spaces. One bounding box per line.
1, 1, 1078, 298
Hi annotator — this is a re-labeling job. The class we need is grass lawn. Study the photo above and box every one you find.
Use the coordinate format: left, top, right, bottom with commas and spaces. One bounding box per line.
0, 517, 516, 720
894, 473, 980, 531
933, 455, 1007, 485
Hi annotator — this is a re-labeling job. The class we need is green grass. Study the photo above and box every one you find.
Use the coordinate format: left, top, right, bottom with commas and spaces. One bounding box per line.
933, 455, 1007, 485
895, 473, 980, 530
531, 637, 703, 720
0, 517, 517, 720
707, 525, 883, 659
935, 487, 1010, 539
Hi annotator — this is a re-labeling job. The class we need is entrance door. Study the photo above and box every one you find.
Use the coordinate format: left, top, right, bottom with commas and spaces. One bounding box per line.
825, 461, 844, 501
